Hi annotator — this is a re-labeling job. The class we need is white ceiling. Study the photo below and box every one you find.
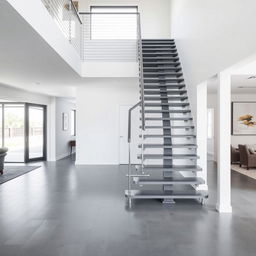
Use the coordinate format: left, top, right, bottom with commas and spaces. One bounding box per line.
0, 1, 93, 98
208, 74, 256, 93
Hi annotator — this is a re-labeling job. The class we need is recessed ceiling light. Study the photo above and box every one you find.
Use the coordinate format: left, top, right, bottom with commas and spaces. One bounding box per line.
35, 82, 40, 85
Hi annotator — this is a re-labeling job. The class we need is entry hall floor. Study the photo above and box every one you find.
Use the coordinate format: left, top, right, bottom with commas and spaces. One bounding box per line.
0, 158, 256, 256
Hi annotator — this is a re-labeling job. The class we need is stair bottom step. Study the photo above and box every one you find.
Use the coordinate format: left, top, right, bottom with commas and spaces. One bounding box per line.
137, 165, 202, 172
136, 177, 204, 185
125, 190, 207, 199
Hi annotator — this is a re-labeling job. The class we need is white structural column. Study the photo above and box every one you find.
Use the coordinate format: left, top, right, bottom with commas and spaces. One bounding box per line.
196, 82, 208, 190
216, 72, 232, 213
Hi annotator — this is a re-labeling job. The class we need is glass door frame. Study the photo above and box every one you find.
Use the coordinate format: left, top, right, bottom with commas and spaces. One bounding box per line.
0, 102, 25, 163
25, 103, 47, 162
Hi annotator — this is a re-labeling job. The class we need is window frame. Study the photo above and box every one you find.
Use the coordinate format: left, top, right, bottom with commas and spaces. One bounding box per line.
71, 109, 76, 136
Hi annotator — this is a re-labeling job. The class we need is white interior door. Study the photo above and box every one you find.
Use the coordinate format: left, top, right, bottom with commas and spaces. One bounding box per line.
119, 105, 140, 164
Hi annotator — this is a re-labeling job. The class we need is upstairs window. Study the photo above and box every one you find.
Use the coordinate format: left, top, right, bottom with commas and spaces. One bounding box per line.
90, 6, 138, 39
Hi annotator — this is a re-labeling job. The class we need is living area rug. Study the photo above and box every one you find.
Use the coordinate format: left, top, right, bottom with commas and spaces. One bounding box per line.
0, 166, 40, 184
231, 164, 256, 180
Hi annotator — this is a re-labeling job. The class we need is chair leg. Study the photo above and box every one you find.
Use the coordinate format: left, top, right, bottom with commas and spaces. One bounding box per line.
247, 166, 250, 170
0, 170, 3, 175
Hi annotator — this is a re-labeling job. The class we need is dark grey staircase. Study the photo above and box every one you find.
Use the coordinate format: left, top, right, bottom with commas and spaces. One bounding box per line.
125, 39, 207, 206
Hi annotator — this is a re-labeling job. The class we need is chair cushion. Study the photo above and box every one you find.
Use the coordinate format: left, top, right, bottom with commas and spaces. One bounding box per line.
248, 147, 255, 154
249, 144, 256, 152
0, 147, 8, 154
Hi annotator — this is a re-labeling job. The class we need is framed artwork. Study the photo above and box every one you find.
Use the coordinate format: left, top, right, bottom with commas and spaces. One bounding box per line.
232, 102, 256, 135
62, 113, 69, 131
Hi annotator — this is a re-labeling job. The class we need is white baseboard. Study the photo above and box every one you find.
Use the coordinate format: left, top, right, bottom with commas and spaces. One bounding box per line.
56, 152, 70, 161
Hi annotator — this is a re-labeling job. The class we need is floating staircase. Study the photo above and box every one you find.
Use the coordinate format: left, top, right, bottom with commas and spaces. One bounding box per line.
125, 39, 208, 206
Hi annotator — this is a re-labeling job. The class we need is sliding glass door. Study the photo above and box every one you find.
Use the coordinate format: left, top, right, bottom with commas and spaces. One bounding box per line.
25, 104, 47, 162
0, 103, 46, 163
3, 104, 25, 162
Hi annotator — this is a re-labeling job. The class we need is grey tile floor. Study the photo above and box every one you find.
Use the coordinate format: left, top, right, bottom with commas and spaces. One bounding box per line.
0, 158, 256, 256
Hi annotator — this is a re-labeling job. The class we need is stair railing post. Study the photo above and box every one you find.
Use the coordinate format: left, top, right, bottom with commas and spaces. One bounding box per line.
127, 101, 142, 207
137, 13, 145, 174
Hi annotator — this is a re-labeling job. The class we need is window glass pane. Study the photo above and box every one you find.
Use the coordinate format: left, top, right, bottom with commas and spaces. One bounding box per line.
207, 108, 214, 139
0, 105, 2, 147
4, 104, 25, 162
71, 110, 76, 136
91, 6, 138, 39
28, 106, 44, 159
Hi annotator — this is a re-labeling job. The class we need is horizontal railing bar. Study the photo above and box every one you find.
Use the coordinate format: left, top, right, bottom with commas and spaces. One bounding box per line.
79, 12, 140, 15
128, 101, 141, 143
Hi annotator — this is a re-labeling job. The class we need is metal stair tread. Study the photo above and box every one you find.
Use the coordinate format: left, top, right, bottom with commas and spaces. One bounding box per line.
144, 102, 189, 106
138, 154, 199, 159
136, 177, 204, 185
143, 57, 179, 60
141, 134, 196, 138
143, 125, 194, 129
125, 190, 207, 199
144, 85, 185, 89
144, 117, 192, 121
139, 143, 197, 148
142, 48, 177, 52
144, 96, 188, 101
143, 62, 180, 65
144, 109, 191, 113
143, 53, 178, 56
144, 90, 187, 95
143, 67, 181, 71
144, 71, 183, 75
141, 165, 202, 171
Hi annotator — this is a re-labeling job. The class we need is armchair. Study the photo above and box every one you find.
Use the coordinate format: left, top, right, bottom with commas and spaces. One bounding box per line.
231, 145, 240, 164
238, 144, 256, 170
0, 147, 8, 175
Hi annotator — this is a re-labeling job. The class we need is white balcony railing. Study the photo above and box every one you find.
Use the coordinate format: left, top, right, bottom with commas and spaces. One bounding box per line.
80, 12, 139, 61
41, 1, 141, 62
41, 0, 82, 57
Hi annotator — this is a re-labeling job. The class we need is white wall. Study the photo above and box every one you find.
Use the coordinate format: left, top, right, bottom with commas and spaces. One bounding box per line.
170, 0, 256, 118
55, 98, 76, 160
76, 78, 139, 165
208, 93, 256, 161
79, 0, 171, 39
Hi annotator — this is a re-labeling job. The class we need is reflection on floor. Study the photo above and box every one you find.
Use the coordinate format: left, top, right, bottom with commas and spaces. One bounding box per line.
0, 158, 256, 256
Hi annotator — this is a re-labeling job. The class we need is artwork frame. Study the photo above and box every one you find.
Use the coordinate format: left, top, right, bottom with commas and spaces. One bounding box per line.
232, 102, 256, 136
62, 113, 69, 131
